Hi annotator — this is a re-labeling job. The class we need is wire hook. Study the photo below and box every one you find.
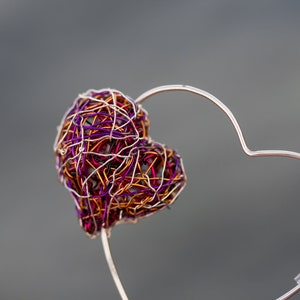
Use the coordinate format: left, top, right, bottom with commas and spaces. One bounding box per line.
136, 85, 300, 160
87, 84, 300, 300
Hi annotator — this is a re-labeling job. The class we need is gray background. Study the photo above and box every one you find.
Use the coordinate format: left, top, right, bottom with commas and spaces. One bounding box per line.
1, 1, 300, 299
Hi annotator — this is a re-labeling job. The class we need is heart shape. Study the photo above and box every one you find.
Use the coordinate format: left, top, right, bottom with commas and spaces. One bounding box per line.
54, 89, 186, 237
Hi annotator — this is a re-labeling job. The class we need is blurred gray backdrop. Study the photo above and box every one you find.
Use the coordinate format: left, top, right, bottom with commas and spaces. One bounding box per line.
1, 1, 300, 299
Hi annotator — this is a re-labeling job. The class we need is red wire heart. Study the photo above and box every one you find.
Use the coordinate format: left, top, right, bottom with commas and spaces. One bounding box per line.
55, 89, 186, 237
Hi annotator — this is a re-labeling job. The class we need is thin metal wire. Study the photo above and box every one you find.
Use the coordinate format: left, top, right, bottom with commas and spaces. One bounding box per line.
136, 85, 300, 160
102, 84, 300, 300
276, 275, 300, 300
101, 229, 129, 300
276, 284, 300, 300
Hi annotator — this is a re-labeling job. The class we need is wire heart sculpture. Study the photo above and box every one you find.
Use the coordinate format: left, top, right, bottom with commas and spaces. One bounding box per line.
55, 89, 186, 237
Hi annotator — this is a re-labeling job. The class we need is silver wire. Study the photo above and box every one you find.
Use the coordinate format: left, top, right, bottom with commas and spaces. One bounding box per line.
136, 84, 300, 300
102, 84, 300, 300
276, 283, 300, 300
101, 229, 129, 300
276, 274, 300, 300
136, 84, 300, 160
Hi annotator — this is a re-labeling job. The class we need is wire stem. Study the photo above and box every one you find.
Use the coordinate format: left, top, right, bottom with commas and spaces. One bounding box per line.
101, 229, 129, 300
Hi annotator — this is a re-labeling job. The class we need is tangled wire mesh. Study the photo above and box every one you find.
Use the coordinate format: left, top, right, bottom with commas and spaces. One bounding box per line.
54, 89, 187, 237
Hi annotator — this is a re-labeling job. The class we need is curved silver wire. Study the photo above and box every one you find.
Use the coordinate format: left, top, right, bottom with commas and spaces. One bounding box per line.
276, 274, 300, 300
136, 84, 300, 160
101, 229, 129, 300
102, 84, 300, 300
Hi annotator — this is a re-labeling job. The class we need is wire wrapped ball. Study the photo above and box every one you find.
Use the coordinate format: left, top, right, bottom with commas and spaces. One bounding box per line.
54, 89, 186, 238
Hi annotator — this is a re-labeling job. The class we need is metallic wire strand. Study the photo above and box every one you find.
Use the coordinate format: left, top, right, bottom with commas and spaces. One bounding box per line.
276, 275, 300, 300
102, 85, 300, 300
136, 85, 300, 160
136, 84, 300, 300
276, 284, 300, 300
101, 229, 129, 300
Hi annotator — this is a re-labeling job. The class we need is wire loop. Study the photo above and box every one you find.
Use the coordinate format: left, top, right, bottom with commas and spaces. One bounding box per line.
136, 85, 300, 160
